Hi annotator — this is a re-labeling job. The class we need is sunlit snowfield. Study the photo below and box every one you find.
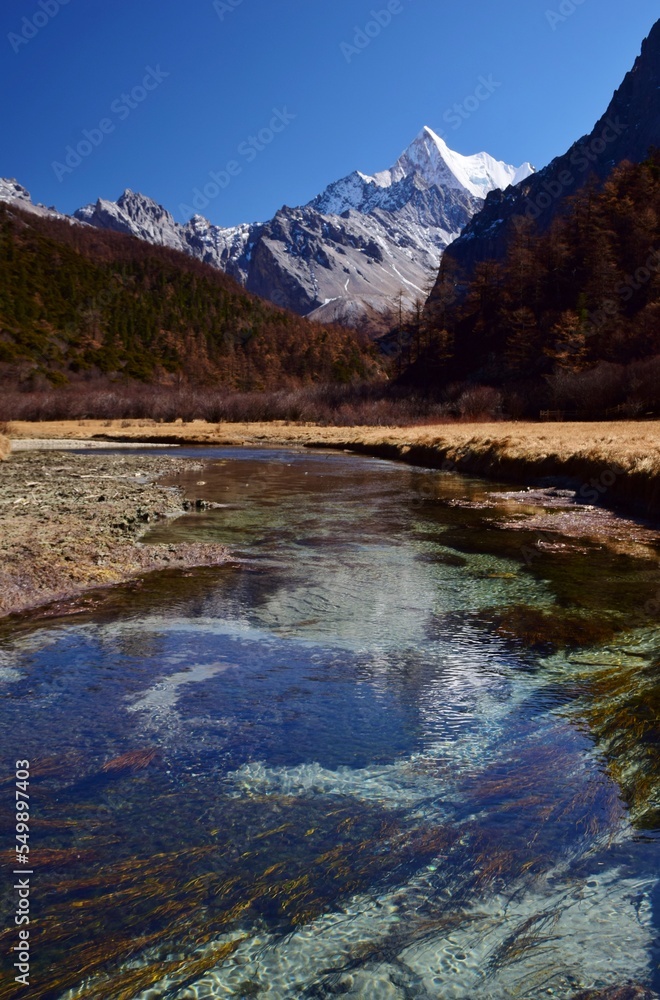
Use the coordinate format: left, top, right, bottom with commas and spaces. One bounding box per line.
1, 447, 659, 999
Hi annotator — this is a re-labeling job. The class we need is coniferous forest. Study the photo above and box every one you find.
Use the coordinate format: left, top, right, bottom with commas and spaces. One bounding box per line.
0, 204, 375, 391
1, 154, 659, 421
410, 152, 660, 415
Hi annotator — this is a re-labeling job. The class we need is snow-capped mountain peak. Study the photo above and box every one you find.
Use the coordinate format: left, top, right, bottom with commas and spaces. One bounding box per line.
385, 126, 534, 200
310, 128, 534, 217
1, 123, 535, 329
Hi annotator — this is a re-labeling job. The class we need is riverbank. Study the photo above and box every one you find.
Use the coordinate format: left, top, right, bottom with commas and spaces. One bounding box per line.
6, 418, 660, 518
0, 450, 231, 619
3, 419, 660, 617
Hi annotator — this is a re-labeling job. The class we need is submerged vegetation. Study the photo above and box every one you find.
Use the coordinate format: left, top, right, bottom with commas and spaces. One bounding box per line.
0, 739, 635, 998
0, 445, 659, 996
0, 785, 428, 998
570, 648, 660, 829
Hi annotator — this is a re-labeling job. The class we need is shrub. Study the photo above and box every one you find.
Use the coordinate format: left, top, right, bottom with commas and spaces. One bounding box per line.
456, 385, 503, 420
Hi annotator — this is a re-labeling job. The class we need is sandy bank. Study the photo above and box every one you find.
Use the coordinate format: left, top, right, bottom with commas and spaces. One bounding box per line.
0, 450, 231, 619
7, 418, 660, 519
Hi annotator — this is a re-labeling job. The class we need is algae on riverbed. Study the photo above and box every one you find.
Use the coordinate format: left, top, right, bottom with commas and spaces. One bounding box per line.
558, 642, 660, 829
1, 445, 660, 999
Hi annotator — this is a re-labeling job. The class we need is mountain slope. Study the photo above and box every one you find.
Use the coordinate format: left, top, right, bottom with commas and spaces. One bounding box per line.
0, 178, 74, 224
410, 152, 660, 417
0, 128, 532, 330
0, 202, 375, 389
439, 18, 660, 279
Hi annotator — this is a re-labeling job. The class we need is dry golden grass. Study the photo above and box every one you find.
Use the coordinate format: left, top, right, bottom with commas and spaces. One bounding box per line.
7, 419, 660, 514
0, 434, 10, 460
5, 417, 659, 468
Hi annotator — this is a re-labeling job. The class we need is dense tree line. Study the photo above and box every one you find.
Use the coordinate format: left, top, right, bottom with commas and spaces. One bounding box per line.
407, 152, 660, 414
0, 205, 375, 390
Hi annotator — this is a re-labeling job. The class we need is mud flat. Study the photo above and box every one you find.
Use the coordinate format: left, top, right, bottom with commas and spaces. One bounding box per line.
0, 450, 231, 619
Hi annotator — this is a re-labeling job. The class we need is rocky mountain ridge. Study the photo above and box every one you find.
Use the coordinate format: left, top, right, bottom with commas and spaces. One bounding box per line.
1, 128, 533, 329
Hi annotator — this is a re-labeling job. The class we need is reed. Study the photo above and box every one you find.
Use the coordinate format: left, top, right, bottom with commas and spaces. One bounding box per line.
100, 748, 158, 774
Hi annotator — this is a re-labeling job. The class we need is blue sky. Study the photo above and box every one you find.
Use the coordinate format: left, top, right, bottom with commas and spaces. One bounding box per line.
1, 0, 657, 228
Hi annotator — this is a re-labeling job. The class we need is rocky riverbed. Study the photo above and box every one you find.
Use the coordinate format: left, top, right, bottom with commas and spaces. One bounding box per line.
0, 449, 231, 618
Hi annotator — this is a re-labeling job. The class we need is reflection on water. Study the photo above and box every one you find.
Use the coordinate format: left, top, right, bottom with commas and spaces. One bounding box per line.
0, 447, 659, 999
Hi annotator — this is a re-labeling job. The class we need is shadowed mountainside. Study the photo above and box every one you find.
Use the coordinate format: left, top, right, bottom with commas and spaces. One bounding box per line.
440, 18, 660, 278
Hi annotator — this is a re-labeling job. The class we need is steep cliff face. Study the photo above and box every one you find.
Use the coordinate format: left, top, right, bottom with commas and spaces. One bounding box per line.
439, 18, 660, 279
238, 196, 469, 324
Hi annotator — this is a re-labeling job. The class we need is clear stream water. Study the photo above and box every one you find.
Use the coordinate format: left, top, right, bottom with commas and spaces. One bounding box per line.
1, 446, 659, 999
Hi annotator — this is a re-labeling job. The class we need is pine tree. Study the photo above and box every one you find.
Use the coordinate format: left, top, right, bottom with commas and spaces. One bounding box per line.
544, 310, 589, 372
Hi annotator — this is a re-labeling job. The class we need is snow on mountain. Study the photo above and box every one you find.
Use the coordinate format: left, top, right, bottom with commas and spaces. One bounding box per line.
1, 128, 535, 329
0, 179, 31, 205
312, 127, 534, 213
388, 126, 534, 199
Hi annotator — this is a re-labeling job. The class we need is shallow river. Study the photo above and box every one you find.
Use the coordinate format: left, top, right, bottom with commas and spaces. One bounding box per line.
1, 446, 660, 999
